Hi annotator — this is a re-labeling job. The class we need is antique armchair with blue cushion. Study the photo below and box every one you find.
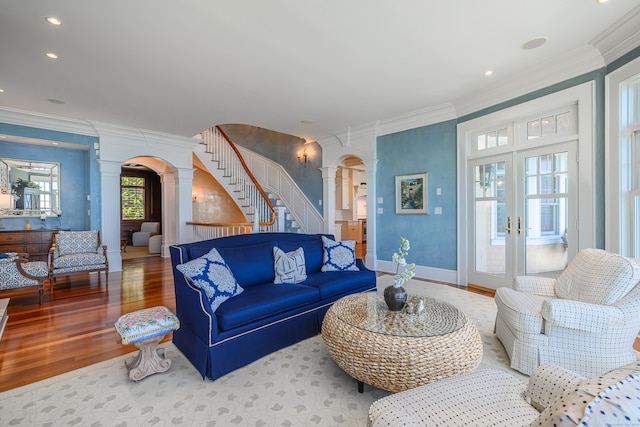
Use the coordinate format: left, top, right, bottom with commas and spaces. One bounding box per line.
0, 252, 49, 304
495, 248, 640, 377
49, 230, 108, 291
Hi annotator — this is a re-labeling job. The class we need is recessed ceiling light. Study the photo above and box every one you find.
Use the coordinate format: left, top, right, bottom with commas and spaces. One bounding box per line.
596, 0, 608, 3
46, 17, 62, 26
521, 36, 548, 50
46, 52, 59, 59
0, 88, 4, 93
484, 70, 494, 76
47, 98, 66, 104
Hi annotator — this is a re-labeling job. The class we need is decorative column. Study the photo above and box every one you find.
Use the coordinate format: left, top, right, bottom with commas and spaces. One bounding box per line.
321, 166, 337, 235
174, 167, 195, 244
158, 169, 175, 255
99, 160, 124, 272
365, 158, 378, 269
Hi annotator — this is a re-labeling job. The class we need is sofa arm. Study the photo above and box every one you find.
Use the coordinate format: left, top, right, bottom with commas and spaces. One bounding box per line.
514, 276, 556, 296
541, 299, 625, 332
170, 246, 219, 344
525, 364, 584, 412
356, 258, 370, 271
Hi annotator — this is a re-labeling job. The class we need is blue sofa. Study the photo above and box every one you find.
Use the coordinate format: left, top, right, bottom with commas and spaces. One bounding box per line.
169, 232, 376, 381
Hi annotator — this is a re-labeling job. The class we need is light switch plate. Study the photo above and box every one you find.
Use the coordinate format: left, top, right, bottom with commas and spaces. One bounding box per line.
377, 207, 383, 214
434, 207, 442, 214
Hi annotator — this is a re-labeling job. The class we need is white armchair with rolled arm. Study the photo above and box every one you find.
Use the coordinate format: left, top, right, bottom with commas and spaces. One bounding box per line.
495, 248, 640, 377
132, 222, 159, 247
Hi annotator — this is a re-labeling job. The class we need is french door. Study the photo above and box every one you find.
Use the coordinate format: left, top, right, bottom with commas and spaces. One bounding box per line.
468, 142, 577, 289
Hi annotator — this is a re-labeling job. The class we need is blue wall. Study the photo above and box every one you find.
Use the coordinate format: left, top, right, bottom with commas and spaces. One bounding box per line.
220, 124, 323, 213
0, 123, 99, 231
376, 120, 458, 270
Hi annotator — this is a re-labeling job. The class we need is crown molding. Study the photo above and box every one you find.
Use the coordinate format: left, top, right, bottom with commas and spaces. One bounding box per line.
376, 103, 457, 136
0, 106, 97, 137
591, 5, 640, 65
453, 45, 605, 118
88, 121, 198, 148
0, 106, 197, 149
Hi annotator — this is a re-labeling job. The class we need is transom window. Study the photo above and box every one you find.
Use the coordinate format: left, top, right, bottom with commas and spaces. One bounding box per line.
526, 111, 573, 140
476, 128, 508, 151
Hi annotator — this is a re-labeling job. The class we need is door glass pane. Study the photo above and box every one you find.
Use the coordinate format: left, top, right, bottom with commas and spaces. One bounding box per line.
475, 199, 505, 277
524, 151, 569, 277
474, 160, 507, 277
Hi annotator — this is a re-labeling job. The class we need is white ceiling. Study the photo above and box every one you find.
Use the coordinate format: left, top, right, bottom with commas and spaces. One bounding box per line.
1, 1, 639, 143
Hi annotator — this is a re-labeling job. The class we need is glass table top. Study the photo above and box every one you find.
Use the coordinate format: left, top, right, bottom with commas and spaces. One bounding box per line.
332, 292, 466, 338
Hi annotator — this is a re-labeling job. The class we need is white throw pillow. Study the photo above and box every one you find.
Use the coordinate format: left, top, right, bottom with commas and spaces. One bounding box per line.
273, 246, 307, 284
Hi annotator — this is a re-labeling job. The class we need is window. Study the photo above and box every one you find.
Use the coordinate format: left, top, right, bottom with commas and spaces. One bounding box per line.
618, 72, 640, 257
526, 111, 573, 140
476, 127, 508, 151
524, 152, 568, 239
121, 176, 145, 220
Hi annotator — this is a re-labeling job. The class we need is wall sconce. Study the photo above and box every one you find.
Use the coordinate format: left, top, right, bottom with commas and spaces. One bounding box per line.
55, 210, 63, 229
192, 191, 198, 203
297, 148, 309, 167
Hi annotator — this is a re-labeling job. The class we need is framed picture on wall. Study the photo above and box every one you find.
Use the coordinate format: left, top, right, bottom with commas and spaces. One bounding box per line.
395, 172, 428, 214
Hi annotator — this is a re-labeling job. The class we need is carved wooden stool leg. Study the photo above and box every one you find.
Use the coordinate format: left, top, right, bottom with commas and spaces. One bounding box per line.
125, 335, 172, 381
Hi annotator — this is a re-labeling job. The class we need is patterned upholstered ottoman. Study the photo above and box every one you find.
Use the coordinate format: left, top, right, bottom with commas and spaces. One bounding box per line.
114, 306, 180, 381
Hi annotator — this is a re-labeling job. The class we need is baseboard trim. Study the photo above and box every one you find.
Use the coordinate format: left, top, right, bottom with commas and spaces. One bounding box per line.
467, 283, 496, 297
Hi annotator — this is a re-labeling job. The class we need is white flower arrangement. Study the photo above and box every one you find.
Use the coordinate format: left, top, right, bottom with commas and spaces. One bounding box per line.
392, 236, 415, 288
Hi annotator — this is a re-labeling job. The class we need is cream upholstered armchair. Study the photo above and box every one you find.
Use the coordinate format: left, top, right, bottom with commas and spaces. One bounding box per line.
0, 253, 49, 304
132, 222, 159, 247
49, 230, 108, 290
495, 248, 640, 377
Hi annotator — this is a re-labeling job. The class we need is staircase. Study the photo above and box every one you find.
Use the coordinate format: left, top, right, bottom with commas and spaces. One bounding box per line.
198, 126, 302, 233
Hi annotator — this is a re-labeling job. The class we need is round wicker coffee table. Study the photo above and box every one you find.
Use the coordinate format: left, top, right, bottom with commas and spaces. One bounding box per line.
321, 292, 482, 392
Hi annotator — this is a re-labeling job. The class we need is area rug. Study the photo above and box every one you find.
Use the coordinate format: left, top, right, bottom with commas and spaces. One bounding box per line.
0, 277, 522, 426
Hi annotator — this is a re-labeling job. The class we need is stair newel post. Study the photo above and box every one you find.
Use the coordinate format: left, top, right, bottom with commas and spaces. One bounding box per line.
275, 206, 286, 232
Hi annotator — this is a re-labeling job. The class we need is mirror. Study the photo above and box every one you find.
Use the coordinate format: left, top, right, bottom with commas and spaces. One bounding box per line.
0, 158, 60, 216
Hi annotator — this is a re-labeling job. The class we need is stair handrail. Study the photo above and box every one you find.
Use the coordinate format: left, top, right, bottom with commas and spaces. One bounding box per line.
206, 126, 277, 227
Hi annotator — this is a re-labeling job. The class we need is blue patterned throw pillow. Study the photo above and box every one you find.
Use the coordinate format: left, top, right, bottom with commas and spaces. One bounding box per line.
273, 246, 307, 284
176, 248, 243, 313
321, 236, 359, 272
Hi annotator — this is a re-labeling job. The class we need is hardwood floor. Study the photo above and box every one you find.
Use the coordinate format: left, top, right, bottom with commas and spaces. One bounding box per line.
0, 251, 638, 393
0, 256, 175, 393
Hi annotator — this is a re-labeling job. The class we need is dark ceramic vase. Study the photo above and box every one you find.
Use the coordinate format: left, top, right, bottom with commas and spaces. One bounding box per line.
384, 285, 407, 311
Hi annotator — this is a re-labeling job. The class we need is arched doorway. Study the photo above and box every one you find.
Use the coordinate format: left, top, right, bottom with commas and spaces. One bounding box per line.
120, 162, 163, 259
335, 155, 367, 259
